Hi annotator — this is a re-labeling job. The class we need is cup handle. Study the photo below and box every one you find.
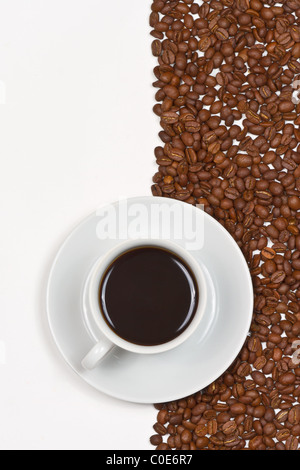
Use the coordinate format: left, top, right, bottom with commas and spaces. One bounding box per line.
81, 338, 115, 370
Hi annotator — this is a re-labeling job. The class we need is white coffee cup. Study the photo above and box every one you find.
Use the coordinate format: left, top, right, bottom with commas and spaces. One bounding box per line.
81, 239, 207, 370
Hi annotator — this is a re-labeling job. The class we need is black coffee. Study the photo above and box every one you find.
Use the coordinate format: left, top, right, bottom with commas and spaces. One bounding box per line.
99, 246, 199, 346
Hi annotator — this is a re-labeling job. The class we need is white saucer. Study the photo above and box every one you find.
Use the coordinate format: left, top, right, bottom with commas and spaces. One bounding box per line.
46, 197, 253, 404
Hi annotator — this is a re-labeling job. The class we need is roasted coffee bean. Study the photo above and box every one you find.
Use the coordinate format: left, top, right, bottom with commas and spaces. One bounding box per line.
230, 403, 247, 416
222, 421, 237, 436
157, 409, 169, 425
150, 434, 163, 446
288, 407, 300, 425
153, 422, 168, 436
151, 40, 162, 57
150, 0, 300, 451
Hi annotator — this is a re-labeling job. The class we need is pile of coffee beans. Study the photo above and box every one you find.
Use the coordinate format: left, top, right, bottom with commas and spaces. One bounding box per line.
149, 0, 300, 450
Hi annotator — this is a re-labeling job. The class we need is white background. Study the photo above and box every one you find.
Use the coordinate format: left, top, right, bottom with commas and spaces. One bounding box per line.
0, 0, 160, 450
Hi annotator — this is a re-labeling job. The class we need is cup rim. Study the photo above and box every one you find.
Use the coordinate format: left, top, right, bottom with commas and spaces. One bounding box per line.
88, 239, 207, 354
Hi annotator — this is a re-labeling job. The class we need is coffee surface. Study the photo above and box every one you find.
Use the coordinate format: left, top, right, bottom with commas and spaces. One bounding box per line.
99, 247, 199, 346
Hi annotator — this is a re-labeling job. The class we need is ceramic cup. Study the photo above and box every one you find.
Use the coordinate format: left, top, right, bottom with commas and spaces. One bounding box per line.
81, 239, 207, 370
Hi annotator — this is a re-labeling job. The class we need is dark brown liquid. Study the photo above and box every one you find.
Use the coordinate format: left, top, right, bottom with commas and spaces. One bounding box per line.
99, 247, 199, 346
